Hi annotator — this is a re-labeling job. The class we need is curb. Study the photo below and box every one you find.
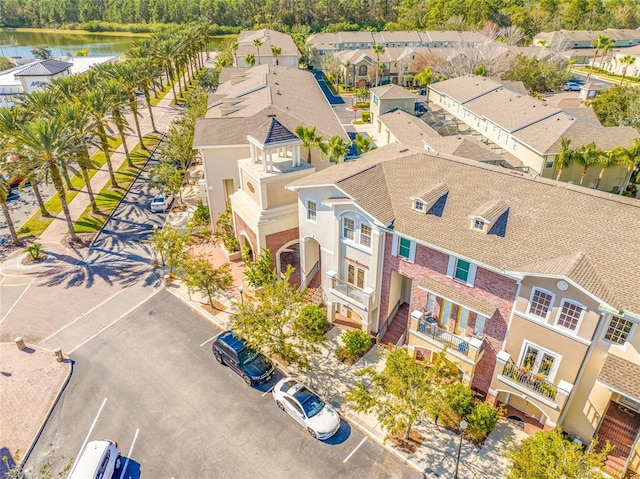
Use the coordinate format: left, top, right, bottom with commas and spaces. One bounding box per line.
21, 349, 74, 467
164, 282, 231, 332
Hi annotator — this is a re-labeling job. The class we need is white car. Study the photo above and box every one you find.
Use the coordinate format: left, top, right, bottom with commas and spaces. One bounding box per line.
68, 439, 121, 479
150, 194, 173, 212
564, 82, 581, 91
272, 377, 341, 440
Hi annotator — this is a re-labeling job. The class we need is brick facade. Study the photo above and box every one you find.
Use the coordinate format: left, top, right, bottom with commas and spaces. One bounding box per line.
378, 231, 519, 393
233, 212, 257, 255
265, 227, 300, 262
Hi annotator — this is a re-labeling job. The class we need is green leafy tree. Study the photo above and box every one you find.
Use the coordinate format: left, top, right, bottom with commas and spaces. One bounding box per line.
588, 85, 640, 127
214, 206, 241, 253
555, 137, 576, 181
354, 87, 370, 103
242, 247, 277, 288
294, 304, 329, 342
0, 57, 14, 71
233, 265, 325, 371
75, 48, 89, 57
25, 242, 44, 260
336, 329, 371, 362
346, 347, 456, 440
149, 159, 185, 204
502, 54, 570, 93
198, 68, 219, 91
181, 256, 233, 307
149, 226, 188, 277
506, 429, 611, 479
294, 125, 323, 164
414, 66, 433, 86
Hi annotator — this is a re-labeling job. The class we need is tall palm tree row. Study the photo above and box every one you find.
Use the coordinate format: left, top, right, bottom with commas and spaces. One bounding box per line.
0, 27, 205, 245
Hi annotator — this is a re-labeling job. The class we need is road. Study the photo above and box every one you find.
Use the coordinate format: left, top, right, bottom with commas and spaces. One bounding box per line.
29, 290, 419, 479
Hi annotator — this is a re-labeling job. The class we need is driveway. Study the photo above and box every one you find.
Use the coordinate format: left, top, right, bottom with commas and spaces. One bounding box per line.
27, 290, 421, 479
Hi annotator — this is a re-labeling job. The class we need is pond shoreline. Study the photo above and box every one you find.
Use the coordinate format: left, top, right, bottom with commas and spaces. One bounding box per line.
0, 27, 150, 38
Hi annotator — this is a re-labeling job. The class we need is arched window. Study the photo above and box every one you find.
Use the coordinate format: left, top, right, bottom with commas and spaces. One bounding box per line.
358, 65, 367, 76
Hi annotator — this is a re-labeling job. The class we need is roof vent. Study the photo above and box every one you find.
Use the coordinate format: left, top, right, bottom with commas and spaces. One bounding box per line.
267, 113, 277, 117
399, 148, 409, 152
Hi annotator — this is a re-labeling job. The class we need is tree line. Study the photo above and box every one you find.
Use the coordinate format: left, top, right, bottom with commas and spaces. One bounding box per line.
1, 0, 639, 39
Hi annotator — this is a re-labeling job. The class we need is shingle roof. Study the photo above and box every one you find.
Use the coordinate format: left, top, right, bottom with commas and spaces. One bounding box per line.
420, 276, 498, 317
288, 143, 640, 313
429, 75, 502, 103
371, 84, 416, 99
14, 59, 72, 77
194, 65, 347, 147
248, 117, 299, 145
470, 199, 509, 224
379, 110, 439, 148
237, 29, 298, 57
598, 354, 640, 401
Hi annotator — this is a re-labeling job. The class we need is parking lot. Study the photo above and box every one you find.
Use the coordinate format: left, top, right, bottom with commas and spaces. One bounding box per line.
28, 290, 420, 479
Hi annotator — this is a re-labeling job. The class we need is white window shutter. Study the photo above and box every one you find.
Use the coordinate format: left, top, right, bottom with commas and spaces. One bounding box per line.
446, 256, 455, 278
409, 240, 416, 262
391, 235, 398, 256
467, 263, 477, 286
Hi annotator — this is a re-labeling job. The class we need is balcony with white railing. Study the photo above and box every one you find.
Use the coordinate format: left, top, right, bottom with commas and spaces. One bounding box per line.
326, 270, 374, 311
409, 310, 484, 364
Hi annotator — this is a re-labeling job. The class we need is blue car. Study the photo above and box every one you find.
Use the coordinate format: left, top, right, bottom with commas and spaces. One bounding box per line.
212, 331, 274, 386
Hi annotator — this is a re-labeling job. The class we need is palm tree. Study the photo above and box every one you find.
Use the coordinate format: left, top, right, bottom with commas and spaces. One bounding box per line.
354, 134, 375, 155
16, 117, 80, 243
103, 79, 135, 166
110, 61, 146, 150
587, 35, 611, 82
619, 55, 636, 85
56, 103, 100, 214
134, 58, 160, 133
295, 125, 323, 164
83, 89, 119, 188
0, 160, 22, 245
372, 44, 386, 87
610, 139, 640, 193
253, 38, 263, 66
320, 135, 349, 163
231, 41, 239, 66
575, 142, 604, 186
154, 38, 180, 100
0, 106, 49, 217
271, 46, 282, 66
598, 37, 616, 72
594, 150, 622, 189
555, 137, 575, 181
245, 53, 256, 67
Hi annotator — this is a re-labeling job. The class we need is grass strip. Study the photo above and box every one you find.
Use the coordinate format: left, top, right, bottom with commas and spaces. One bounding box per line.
17, 138, 122, 238
150, 83, 173, 105
74, 135, 161, 234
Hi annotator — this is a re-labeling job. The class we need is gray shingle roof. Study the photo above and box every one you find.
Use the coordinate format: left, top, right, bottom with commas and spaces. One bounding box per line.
248, 117, 299, 145
15, 59, 72, 77
598, 354, 640, 401
371, 84, 416, 99
288, 143, 640, 313
194, 65, 347, 148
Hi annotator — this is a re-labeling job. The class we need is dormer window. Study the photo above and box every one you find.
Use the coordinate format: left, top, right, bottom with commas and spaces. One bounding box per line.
473, 219, 485, 230
469, 199, 509, 235
410, 183, 449, 216
414, 200, 425, 212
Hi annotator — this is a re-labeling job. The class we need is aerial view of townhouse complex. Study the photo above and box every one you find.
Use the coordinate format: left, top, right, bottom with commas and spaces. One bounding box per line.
0, 2, 640, 477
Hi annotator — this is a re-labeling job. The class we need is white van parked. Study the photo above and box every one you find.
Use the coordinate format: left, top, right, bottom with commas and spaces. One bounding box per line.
68, 440, 121, 479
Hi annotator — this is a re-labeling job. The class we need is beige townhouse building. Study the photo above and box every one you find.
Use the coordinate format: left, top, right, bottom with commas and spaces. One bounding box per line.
427, 75, 638, 193
288, 142, 640, 477
234, 29, 299, 68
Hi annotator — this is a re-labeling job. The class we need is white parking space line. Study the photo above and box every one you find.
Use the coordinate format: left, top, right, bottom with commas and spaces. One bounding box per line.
119, 428, 140, 479
39, 288, 129, 344
200, 334, 219, 347
261, 389, 272, 398
68, 292, 161, 354
343, 437, 367, 463
77, 398, 108, 459
0, 281, 33, 327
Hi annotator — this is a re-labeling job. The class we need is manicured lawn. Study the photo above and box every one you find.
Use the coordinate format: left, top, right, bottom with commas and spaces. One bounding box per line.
74, 135, 161, 234
150, 83, 172, 105
17, 138, 122, 239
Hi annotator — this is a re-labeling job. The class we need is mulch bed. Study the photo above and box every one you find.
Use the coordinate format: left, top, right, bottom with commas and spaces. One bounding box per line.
21, 253, 50, 265
61, 232, 97, 249
201, 299, 228, 316
389, 428, 425, 455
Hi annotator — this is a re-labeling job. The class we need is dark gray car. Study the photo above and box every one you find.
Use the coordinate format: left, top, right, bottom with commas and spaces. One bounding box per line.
212, 331, 274, 386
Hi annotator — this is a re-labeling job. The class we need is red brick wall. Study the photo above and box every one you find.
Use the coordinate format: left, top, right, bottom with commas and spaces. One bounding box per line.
378, 231, 519, 393
233, 213, 257, 255
265, 227, 299, 262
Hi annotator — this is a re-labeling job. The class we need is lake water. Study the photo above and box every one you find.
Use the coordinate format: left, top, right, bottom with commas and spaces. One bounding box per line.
0, 29, 138, 58
0, 29, 230, 59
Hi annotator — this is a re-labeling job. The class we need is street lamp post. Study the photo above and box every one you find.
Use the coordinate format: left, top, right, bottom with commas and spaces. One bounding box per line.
454, 420, 468, 479
239, 285, 244, 304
